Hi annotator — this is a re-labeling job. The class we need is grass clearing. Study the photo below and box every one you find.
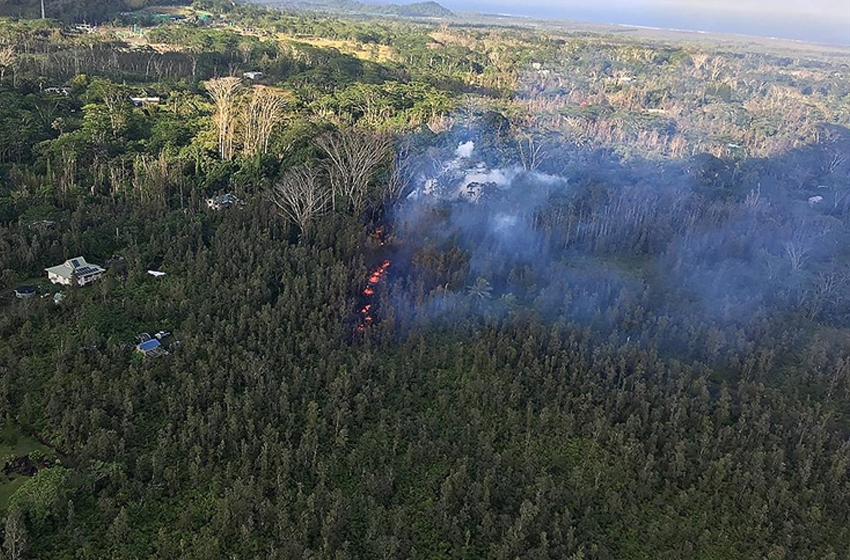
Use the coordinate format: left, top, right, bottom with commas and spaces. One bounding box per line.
0, 422, 56, 511
282, 35, 395, 62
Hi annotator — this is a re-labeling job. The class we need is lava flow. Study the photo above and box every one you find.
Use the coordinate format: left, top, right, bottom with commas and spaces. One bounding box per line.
357, 258, 391, 333
356, 223, 392, 333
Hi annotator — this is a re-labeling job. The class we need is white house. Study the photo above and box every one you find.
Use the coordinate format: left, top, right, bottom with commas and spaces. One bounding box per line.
129, 97, 161, 107
242, 71, 264, 81
45, 257, 106, 286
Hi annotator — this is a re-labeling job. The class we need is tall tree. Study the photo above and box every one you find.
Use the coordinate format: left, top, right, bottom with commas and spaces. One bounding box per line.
0, 46, 14, 84
270, 163, 331, 236
3, 508, 28, 560
315, 129, 394, 215
242, 86, 288, 157
204, 77, 243, 161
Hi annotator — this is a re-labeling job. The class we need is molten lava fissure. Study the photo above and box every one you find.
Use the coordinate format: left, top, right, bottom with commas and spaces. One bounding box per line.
358, 260, 390, 330
357, 229, 392, 333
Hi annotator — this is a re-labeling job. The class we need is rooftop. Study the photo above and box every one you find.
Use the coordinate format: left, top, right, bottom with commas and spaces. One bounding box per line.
46, 257, 105, 283
138, 339, 161, 352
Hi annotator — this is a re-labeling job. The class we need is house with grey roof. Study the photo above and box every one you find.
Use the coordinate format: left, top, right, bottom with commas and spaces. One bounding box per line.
206, 193, 241, 210
45, 257, 106, 286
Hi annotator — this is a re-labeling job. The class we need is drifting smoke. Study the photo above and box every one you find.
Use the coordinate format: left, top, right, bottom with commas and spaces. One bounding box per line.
381, 122, 850, 349
406, 140, 564, 202
455, 141, 475, 159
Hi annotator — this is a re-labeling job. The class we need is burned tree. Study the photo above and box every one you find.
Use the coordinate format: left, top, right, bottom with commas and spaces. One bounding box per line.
242, 86, 288, 157
315, 129, 394, 215
204, 77, 242, 161
270, 164, 331, 236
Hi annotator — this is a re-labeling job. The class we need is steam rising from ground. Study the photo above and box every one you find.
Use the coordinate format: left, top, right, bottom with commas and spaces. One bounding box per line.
386, 126, 850, 342
407, 140, 564, 203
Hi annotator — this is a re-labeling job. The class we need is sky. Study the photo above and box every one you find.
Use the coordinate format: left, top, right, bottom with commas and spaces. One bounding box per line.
442, 0, 850, 46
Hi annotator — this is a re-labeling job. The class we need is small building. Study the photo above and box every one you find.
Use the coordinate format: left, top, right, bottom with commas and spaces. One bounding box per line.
44, 87, 71, 96
154, 330, 171, 340
129, 97, 161, 107
45, 257, 106, 286
14, 286, 36, 299
206, 193, 240, 210
242, 71, 264, 81
136, 339, 164, 357
28, 220, 56, 230
147, 270, 166, 278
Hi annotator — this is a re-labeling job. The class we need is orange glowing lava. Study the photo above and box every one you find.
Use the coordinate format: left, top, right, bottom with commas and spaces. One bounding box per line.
356, 257, 391, 333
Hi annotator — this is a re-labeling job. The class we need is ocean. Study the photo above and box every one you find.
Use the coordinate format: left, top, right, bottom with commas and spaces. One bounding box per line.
444, 1, 850, 47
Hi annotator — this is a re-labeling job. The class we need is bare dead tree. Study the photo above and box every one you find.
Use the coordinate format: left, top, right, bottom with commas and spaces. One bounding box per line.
784, 220, 833, 271
517, 132, 548, 171
242, 86, 288, 157
386, 140, 414, 205
784, 240, 810, 272
831, 185, 850, 213
315, 129, 394, 215
204, 77, 243, 161
270, 164, 331, 236
690, 52, 710, 75
0, 45, 15, 83
56, 150, 78, 204
132, 152, 177, 211
821, 141, 848, 177
743, 184, 763, 210
803, 269, 850, 321
4, 507, 29, 560
102, 93, 129, 137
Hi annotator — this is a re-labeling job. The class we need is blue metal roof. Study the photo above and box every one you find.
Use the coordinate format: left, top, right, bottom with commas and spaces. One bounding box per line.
138, 339, 161, 352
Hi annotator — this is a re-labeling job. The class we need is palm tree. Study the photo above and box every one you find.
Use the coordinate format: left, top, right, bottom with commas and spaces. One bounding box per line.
467, 277, 492, 299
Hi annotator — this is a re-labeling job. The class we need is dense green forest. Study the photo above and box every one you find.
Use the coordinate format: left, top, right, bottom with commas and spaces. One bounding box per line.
0, 0, 191, 22
0, 1, 849, 558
